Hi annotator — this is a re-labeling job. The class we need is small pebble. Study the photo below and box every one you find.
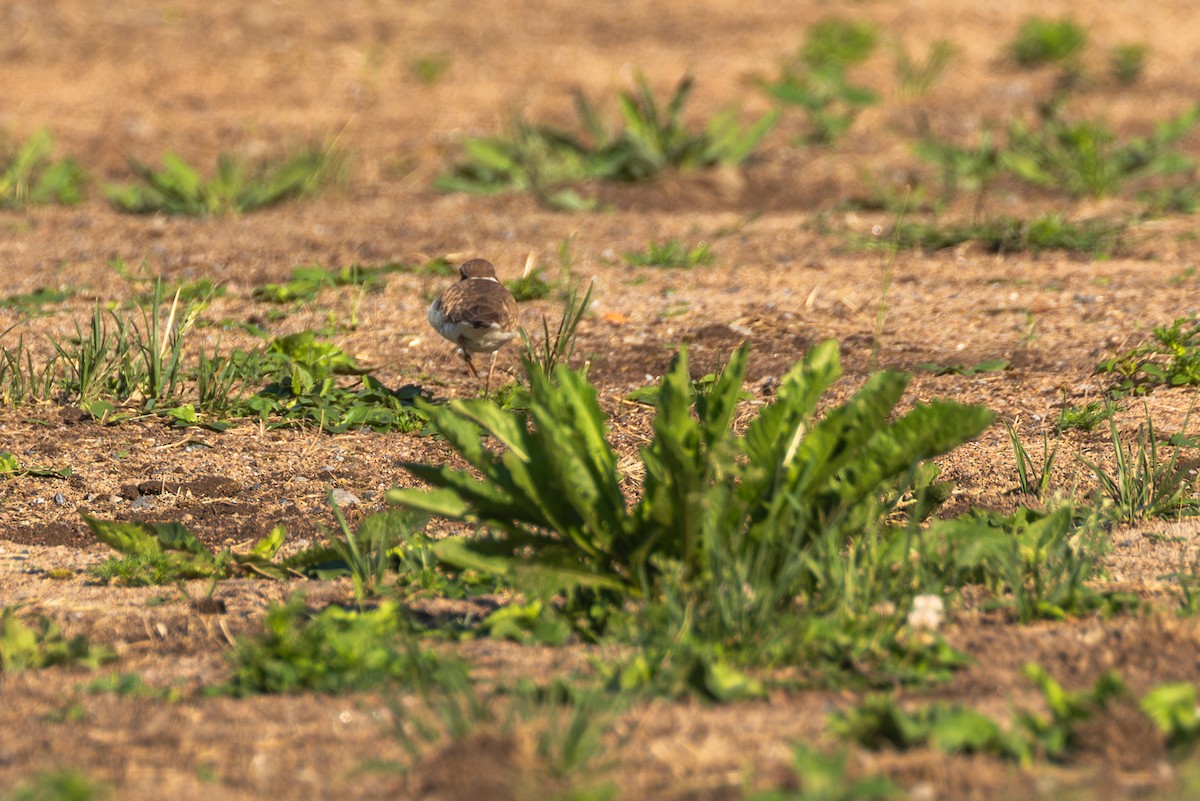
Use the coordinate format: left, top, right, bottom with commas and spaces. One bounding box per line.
53, 493, 67, 506
131, 496, 156, 511
330, 488, 360, 506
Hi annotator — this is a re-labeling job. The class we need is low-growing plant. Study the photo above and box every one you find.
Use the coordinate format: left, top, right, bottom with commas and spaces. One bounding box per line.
1008, 16, 1088, 73
1, 606, 115, 672
2, 770, 107, 801
922, 506, 1115, 622
325, 490, 429, 601
106, 146, 344, 215
1003, 103, 1199, 199
220, 597, 470, 695
241, 331, 426, 432
1056, 399, 1117, 431
252, 262, 404, 304
834, 664, 1127, 764
1111, 43, 1148, 85
83, 515, 296, 585
0, 451, 73, 480
388, 341, 993, 642
437, 73, 777, 209
1141, 682, 1200, 751
755, 18, 879, 145
0, 129, 87, 208
1097, 316, 1200, 395
916, 359, 1009, 376
623, 239, 714, 269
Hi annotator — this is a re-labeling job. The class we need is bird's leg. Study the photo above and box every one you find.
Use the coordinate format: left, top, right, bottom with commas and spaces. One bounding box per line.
484, 351, 499, 399
458, 349, 480, 378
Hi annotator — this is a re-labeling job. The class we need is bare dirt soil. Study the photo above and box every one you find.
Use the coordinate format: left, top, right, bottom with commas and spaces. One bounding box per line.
4, 1, 1200, 799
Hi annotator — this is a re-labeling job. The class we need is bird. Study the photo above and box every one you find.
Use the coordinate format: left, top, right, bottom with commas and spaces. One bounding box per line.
428, 258, 519, 396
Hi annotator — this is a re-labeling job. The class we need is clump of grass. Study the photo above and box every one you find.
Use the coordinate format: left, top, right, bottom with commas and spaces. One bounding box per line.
1056, 399, 1117, 431
755, 17, 879, 145
1080, 414, 1200, 524
863, 214, 1127, 256
623, 239, 714, 268
0, 130, 87, 208
106, 146, 345, 215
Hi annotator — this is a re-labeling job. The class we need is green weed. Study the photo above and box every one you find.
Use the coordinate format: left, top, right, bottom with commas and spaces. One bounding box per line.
1056, 399, 1117, 431
326, 490, 428, 601
252, 262, 403, 304
388, 340, 992, 641
1008, 17, 1087, 72
0, 130, 87, 207
833, 664, 1126, 764
106, 146, 344, 215
1111, 43, 1148, 85
83, 515, 295, 584
923, 506, 1115, 622
221, 597, 469, 695
750, 744, 897, 801
0, 451, 73, 480
0, 286, 77, 314
1003, 104, 1199, 199
2, 770, 106, 801
438, 73, 777, 209
1, 606, 115, 672
1097, 316, 1200, 395
916, 359, 1009, 376
756, 18, 879, 145
868, 214, 1127, 256
623, 239, 714, 269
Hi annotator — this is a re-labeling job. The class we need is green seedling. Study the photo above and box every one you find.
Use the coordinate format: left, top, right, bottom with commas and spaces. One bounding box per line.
750, 744, 897, 801
0, 129, 87, 207
325, 489, 429, 601
106, 146, 344, 215
623, 239, 714, 269
409, 52, 452, 85
755, 18, 879, 145
1141, 682, 1200, 751
923, 506, 1116, 622
0, 286, 76, 314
